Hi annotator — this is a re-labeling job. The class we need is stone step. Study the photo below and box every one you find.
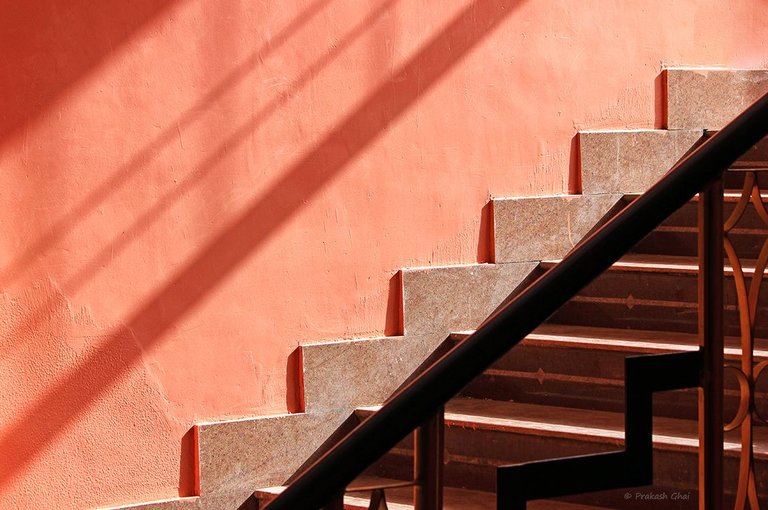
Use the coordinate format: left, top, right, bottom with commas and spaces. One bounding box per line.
452, 324, 768, 421
254, 475, 610, 510
358, 399, 768, 509
665, 69, 768, 129
538, 254, 768, 338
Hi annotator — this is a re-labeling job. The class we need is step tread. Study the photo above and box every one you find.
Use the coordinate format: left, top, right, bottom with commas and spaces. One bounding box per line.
357, 398, 768, 458
451, 323, 768, 360
255, 476, 611, 509
542, 253, 765, 275
623, 191, 768, 201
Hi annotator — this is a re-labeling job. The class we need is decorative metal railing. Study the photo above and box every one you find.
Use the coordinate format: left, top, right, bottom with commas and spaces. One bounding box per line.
263, 92, 768, 510
722, 166, 768, 509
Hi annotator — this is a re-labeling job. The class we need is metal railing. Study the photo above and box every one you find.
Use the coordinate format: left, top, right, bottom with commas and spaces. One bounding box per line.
264, 91, 768, 510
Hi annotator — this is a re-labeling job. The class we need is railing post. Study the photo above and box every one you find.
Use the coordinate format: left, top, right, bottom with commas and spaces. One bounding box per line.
414, 406, 444, 510
322, 491, 345, 510
698, 176, 724, 510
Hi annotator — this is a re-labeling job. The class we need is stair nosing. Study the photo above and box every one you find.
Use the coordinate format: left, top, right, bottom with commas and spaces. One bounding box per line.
540, 254, 762, 276
623, 191, 768, 201
450, 327, 768, 361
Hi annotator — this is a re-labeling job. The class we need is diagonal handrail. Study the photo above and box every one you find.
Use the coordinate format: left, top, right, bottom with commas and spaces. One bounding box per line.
264, 91, 768, 510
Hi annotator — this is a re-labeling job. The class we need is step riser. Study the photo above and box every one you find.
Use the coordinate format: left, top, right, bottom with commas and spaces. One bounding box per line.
543, 267, 768, 337
723, 169, 768, 189
632, 198, 768, 258
658, 194, 768, 228
632, 230, 768, 261
632, 230, 768, 259
548, 301, 762, 338
459, 375, 765, 424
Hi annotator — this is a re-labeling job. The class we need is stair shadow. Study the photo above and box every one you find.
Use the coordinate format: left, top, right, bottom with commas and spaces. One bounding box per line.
384, 273, 403, 336
0, 0, 525, 494
179, 428, 198, 497
478, 202, 494, 262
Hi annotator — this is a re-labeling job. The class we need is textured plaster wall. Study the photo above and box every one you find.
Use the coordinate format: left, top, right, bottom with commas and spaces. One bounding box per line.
0, 0, 767, 507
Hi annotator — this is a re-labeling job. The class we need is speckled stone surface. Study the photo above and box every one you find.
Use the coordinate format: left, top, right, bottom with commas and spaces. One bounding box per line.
301, 334, 446, 412
196, 411, 346, 498
401, 262, 537, 335
492, 194, 622, 263
101, 497, 201, 510
104, 489, 263, 509
666, 68, 768, 129
579, 129, 703, 194
196, 492, 260, 510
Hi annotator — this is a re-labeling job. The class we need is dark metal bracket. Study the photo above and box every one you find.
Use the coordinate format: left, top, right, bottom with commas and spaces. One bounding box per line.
497, 350, 702, 509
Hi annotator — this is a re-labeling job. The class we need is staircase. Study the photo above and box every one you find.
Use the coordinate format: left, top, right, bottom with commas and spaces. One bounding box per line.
103, 69, 768, 510
253, 70, 768, 510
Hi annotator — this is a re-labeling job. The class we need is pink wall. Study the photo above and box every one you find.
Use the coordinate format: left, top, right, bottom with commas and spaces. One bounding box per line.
1, 0, 767, 507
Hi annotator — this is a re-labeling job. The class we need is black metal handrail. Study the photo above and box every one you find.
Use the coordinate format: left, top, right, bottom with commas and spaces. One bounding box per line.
265, 92, 768, 510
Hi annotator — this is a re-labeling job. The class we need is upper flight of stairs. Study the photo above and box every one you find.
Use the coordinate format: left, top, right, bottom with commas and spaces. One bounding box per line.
106, 69, 768, 510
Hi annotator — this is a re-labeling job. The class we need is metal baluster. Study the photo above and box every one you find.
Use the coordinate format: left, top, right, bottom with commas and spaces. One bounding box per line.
414, 406, 444, 510
323, 491, 345, 510
698, 176, 725, 510
368, 489, 389, 510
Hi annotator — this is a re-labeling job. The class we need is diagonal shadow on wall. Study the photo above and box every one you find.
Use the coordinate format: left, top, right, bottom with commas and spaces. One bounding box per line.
0, 0, 181, 143
63, 0, 405, 292
0, 0, 346, 358
58, 0, 402, 296
0, 0, 333, 285
0, 0, 525, 494
3, 0, 403, 349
